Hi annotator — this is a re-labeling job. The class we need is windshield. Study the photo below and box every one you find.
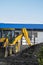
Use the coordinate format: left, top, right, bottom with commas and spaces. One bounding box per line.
0, 30, 15, 39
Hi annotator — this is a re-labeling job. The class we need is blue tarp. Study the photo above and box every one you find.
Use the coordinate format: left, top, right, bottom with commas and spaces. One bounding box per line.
0, 23, 43, 29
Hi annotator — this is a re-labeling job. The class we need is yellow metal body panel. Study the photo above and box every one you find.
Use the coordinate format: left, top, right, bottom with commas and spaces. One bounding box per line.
0, 38, 5, 42
4, 38, 9, 47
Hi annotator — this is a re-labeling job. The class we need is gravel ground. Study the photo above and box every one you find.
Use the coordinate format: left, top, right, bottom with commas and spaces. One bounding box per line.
0, 43, 43, 65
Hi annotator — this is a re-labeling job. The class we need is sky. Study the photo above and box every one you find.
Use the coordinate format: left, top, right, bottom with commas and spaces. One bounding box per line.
0, 0, 43, 24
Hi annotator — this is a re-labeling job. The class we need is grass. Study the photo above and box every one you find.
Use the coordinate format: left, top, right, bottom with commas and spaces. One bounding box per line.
37, 46, 43, 65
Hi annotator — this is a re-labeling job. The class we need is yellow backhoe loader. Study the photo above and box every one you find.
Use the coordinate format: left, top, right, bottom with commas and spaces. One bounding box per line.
3, 28, 32, 57
0, 28, 32, 57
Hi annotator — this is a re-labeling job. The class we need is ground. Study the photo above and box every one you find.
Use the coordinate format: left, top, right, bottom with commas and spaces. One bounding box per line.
0, 43, 43, 65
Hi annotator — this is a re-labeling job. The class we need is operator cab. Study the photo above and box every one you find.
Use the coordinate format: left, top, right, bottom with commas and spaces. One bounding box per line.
0, 28, 15, 47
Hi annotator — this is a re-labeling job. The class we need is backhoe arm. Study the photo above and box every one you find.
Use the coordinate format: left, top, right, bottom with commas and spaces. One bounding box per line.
4, 28, 31, 47
9, 28, 31, 46
22, 28, 31, 46
10, 34, 23, 46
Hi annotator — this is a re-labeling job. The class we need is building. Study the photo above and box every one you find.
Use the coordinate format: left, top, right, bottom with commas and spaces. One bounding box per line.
0, 23, 43, 45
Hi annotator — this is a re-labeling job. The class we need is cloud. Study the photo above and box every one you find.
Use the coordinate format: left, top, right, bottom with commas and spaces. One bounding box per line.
0, 17, 43, 24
